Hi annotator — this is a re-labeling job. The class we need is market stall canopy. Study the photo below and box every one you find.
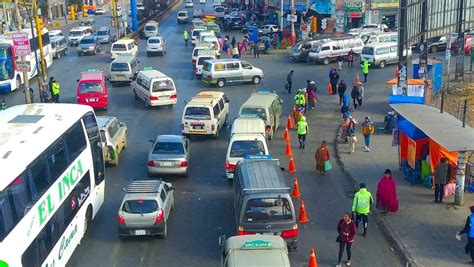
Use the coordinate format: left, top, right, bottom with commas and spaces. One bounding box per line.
390, 103, 474, 152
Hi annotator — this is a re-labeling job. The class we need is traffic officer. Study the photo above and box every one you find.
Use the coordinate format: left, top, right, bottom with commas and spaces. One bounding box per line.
50, 77, 61, 103
294, 89, 305, 108
351, 182, 373, 237
296, 116, 308, 149
183, 30, 189, 46
360, 58, 370, 83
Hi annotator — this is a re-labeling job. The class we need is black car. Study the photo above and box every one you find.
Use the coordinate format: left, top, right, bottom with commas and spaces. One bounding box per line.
229, 17, 243, 29
412, 36, 447, 53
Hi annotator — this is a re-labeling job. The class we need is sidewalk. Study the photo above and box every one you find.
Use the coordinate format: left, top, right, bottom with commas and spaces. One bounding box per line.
335, 91, 474, 266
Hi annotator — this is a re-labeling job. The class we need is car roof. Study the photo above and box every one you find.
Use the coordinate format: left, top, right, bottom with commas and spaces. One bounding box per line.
138, 69, 169, 79
49, 30, 62, 34
364, 41, 397, 48
226, 235, 287, 250
114, 38, 135, 44
96, 116, 115, 128
51, 35, 66, 41
242, 91, 279, 108
79, 71, 105, 81
155, 135, 184, 143
81, 36, 95, 40
237, 159, 290, 193
123, 179, 165, 199
71, 27, 90, 31
112, 55, 136, 63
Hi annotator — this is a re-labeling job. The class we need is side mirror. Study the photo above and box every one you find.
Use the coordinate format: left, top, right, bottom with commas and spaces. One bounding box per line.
218, 235, 226, 246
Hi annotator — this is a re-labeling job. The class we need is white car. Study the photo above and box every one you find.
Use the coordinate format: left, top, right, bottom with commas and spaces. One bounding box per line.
185, 0, 194, 8
137, 2, 145, 10
95, 7, 106, 15
147, 36, 166, 56
49, 30, 63, 38
348, 24, 382, 36
199, 0, 205, 3
259, 24, 279, 35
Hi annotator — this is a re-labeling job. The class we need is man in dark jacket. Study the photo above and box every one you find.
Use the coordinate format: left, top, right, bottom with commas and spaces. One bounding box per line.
458, 206, 474, 263
231, 36, 236, 48
286, 70, 294, 94
338, 80, 347, 105
329, 68, 339, 95
433, 158, 450, 203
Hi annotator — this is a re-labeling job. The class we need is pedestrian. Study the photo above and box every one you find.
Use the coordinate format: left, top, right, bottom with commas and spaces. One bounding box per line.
329, 68, 340, 95
307, 80, 316, 110
352, 183, 373, 237
0, 96, 6, 111
356, 82, 364, 107
376, 169, 398, 214
433, 157, 450, 203
286, 70, 294, 94
253, 41, 259, 58
41, 84, 51, 103
336, 212, 356, 267
239, 41, 246, 56
50, 77, 60, 103
294, 89, 305, 108
231, 36, 236, 48
337, 55, 344, 71
351, 82, 361, 109
347, 121, 357, 153
342, 92, 350, 113
360, 58, 370, 83
296, 116, 308, 149
315, 140, 330, 175
361, 116, 375, 151
347, 49, 355, 68
457, 205, 474, 264
232, 45, 239, 58
183, 30, 189, 46
23, 87, 34, 103
338, 79, 347, 105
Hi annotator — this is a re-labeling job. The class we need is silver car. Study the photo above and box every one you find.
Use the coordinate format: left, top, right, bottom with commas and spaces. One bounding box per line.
147, 135, 190, 177
96, 27, 112, 44
77, 36, 100, 56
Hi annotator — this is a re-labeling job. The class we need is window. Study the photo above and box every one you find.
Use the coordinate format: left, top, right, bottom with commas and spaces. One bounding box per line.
30, 157, 52, 197
390, 46, 397, 53
82, 113, 104, 185
184, 107, 211, 120
160, 190, 167, 202
112, 44, 127, 51
152, 142, 185, 154
362, 47, 374, 55
107, 120, 119, 138
65, 122, 86, 160
379, 36, 389, 42
218, 98, 224, 110
47, 139, 68, 178
79, 82, 103, 93
213, 104, 221, 117
321, 46, 330, 51
111, 63, 130, 72
376, 47, 390, 55
240, 107, 266, 121
230, 140, 265, 158
226, 62, 239, 70
163, 183, 171, 194
243, 198, 292, 223
241, 61, 252, 69
332, 45, 342, 50
122, 199, 158, 214
152, 79, 174, 92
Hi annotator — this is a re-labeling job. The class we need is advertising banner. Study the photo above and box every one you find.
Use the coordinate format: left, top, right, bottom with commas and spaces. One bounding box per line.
407, 137, 417, 168
370, 0, 399, 9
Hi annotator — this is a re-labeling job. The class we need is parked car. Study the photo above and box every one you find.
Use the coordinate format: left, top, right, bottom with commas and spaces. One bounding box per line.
51, 36, 68, 59
242, 21, 261, 33
49, 29, 63, 38
118, 180, 175, 239
146, 36, 166, 56
95, 7, 106, 15
177, 10, 189, 24
97, 116, 128, 166
147, 135, 190, 177
185, 0, 194, 8
77, 36, 100, 56
259, 24, 279, 35
412, 36, 447, 53
79, 18, 96, 32
96, 27, 112, 44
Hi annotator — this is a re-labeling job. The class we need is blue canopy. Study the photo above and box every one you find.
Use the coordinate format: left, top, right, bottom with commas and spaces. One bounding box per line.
398, 118, 428, 140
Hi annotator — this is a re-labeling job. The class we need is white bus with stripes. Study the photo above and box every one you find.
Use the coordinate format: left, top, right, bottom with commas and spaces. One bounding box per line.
0, 103, 105, 267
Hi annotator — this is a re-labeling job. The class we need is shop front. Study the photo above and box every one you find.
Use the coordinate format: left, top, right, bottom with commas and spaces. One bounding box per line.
344, 1, 365, 29
368, 0, 398, 29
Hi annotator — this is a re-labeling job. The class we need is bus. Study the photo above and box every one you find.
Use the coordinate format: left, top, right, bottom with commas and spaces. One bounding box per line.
0, 28, 53, 93
0, 103, 105, 267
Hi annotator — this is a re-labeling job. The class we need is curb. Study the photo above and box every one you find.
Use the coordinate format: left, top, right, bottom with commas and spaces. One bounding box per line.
333, 124, 417, 267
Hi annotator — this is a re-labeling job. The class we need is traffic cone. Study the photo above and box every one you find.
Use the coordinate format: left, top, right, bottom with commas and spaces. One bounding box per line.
298, 200, 309, 223
288, 157, 296, 173
308, 248, 318, 267
327, 83, 332, 94
356, 74, 361, 84
283, 127, 290, 141
291, 177, 301, 198
285, 141, 293, 157
287, 115, 295, 129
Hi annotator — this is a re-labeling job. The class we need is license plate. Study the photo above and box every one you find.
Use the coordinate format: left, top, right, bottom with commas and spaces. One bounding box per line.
87, 98, 97, 102
161, 162, 173, 166
190, 130, 206, 133
193, 126, 203, 129
135, 230, 146, 235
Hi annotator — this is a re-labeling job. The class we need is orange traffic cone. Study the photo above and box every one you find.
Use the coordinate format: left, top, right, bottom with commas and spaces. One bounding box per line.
298, 200, 309, 223
327, 83, 333, 94
308, 248, 318, 267
288, 157, 296, 173
287, 115, 295, 129
285, 141, 293, 157
283, 127, 290, 141
291, 177, 301, 198
355, 74, 361, 84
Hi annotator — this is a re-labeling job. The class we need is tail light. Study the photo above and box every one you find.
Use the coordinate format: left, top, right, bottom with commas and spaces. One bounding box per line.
118, 212, 126, 224
180, 160, 188, 167
147, 160, 155, 167
281, 224, 298, 238
150, 96, 159, 101
237, 226, 254, 235
211, 124, 215, 131
170, 94, 177, 99
225, 161, 236, 170
155, 208, 164, 223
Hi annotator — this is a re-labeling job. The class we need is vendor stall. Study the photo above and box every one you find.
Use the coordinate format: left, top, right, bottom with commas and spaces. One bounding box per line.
386, 78, 426, 104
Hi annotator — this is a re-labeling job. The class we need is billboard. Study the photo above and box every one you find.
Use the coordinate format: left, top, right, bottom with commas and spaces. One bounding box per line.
310, 0, 335, 15
370, 0, 399, 9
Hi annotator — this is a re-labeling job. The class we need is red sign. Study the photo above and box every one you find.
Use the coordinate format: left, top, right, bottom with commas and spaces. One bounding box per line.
12, 33, 31, 57
407, 138, 417, 168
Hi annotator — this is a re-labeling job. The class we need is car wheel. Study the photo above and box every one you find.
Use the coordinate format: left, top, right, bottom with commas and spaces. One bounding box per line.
57, 52, 61, 59
134, 90, 139, 100
110, 150, 119, 166
159, 223, 167, 239
183, 169, 189, 177
322, 57, 330, 65
123, 136, 127, 149
379, 60, 386, 68
213, 128, 219, 139
217, 79, 226, 88
431, 46, 437, 53
147, 52, 151, 57
83, 207, 92, 241
78, 52, 81, 57
252, 76, 261, 84
145, 100, 151, 109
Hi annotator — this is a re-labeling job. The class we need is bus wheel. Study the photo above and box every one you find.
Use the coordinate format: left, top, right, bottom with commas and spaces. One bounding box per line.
84, 206, 92, 235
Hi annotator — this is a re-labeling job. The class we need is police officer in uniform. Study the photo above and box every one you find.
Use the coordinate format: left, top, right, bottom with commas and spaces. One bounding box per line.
296, 116, 308, 149
352, 183, 373, 237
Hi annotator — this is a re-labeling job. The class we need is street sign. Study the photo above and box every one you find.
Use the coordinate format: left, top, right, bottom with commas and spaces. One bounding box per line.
15, 60, 31, 72
12, 33, 31, 57
321, 18, 328, 30
300, 24, 308, 31
287, 14, 297, 23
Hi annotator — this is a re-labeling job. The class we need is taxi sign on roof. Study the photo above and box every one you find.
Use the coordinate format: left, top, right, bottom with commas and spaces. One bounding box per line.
86, 68, 100, 72
241, 240, 273, 250
195, 41, 213, 48
245, 155, 272, 160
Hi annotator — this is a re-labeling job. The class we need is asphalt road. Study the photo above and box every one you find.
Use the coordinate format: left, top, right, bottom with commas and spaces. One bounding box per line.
3, 3, 403, 267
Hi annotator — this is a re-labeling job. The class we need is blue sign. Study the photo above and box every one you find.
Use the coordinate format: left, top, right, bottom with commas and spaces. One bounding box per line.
283, 3, 307, 12
310, 0, 335, 15
245, 155, 273, 160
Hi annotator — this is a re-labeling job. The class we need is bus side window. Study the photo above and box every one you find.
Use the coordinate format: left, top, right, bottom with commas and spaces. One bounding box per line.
82, 113, 105, 185
65, 122, 86, 161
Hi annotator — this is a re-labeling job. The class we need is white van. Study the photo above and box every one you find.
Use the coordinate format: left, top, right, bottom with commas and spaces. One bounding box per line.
144, 21, 160, 38
191, 28, 206, 45
192, 43, 214, 64
131, 68, 177, 108
109, 55, 139, 85
111, 39, 138, 59
308, 36, 364, 65
361, 42, 412, 68
68, 26, 92, 46
182, 91, 229, 138
195, 53, 216, 78
361, 32, 398, 45
201, 59, 264, 88
225, 117, 269, 179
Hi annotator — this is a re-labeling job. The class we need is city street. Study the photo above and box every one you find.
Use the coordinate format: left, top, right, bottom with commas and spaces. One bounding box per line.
3, 3, 403, 266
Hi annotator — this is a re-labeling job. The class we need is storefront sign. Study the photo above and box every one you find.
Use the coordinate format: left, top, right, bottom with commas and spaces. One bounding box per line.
370, 0, 399, 9
344, 1, 364, 13
407, 138, 417, 168
15, 60, 31, 72
12, 32, 31, 57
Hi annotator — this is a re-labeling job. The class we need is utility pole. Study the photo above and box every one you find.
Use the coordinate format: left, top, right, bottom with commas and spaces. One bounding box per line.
280, 0, 283, 31
33, 0, 47, 80
419, 0, 428, 79
14, 0, 31, 104
290, 0, 295, 46
131, 0, 138, 31
397, 0, 408, 96
111, 0, 120, 40
455, 152, 466, 206
455, 0, 465, 82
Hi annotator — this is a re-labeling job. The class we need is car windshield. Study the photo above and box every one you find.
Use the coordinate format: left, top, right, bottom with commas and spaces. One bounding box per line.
152, 79, 174, 92
80, 38, 95, 44
193, 30, 202, 37
79, 82, 103, 93
184, 107, 211, 119
178, 12, 187, 17
292, 42, 302, 51
362, 46, 374, 55
361, 35, 370, 43
244, 198, 293, 223
97, 30, 108, 36
111, 63, 129, 72
148, 38, 161, 44
215, 7, 224, 12
310, 44, 321, 52
69, 31, 82, 37
112, 44, 127, 51
122, 200, 158, 214
197, 56, 212, 65
51, 42, 57, 48
240, 108, 266, 121
145, 25, 157, 31
153, 142, 184, 154
230, 140, 265, 158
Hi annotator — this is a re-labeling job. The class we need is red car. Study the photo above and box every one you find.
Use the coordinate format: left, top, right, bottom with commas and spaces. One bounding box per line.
77, 69, 108, 109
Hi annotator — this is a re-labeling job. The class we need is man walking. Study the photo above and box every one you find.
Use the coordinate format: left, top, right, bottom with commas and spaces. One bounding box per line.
347, 49, 355, 68
286, 70, 294, 94
231, 36, 236, 48
183, 30, 189, 46
361, 116, 375, 151
337, 79, 347, 105
296, 116, 308, 149
433, 158, 450, 203
329, 68, 340, 95
458, 206, 474, 264
360, 58, 370, 83
352, 183, 373, 237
